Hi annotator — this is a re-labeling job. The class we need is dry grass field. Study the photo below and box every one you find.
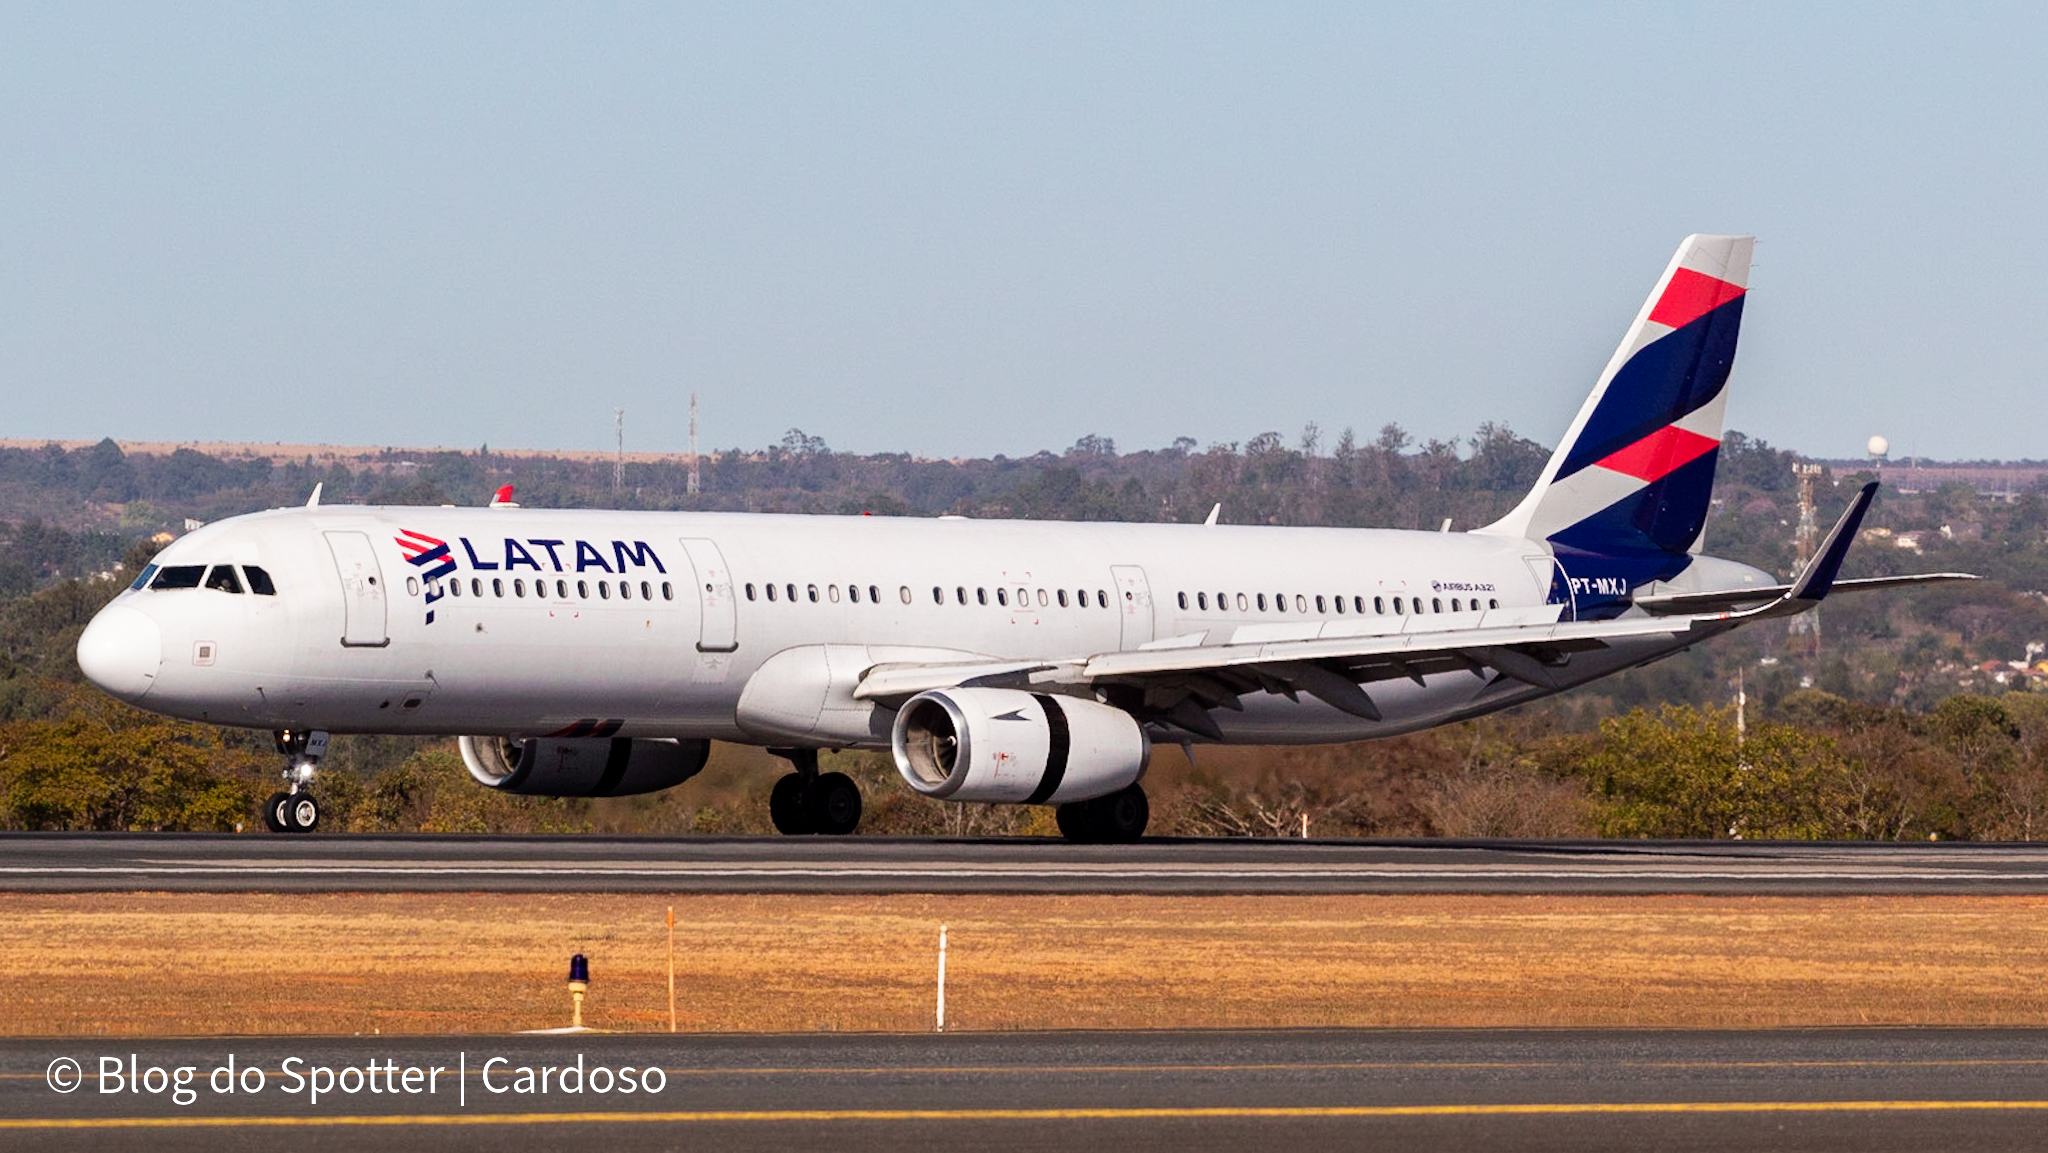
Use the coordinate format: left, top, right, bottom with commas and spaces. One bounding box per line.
4, 893, 2048, 1037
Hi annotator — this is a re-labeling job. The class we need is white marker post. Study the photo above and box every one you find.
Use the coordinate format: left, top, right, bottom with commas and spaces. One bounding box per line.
936, 925, 948, 1033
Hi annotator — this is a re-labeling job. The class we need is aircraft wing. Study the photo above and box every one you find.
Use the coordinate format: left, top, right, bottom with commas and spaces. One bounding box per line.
854, 483, 1917, 737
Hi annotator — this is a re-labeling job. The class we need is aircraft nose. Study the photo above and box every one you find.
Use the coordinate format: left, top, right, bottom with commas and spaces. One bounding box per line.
76, 604, 163, 701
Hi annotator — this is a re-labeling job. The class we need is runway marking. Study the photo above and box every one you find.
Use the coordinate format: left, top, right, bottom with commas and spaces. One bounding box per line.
11, 1101, 2048, 1128
10, 865, 2048, 882
8, 1057, 2048, 1082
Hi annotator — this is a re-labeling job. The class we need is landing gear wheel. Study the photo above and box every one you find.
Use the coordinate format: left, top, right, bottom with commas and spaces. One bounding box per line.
284, 793, 320, 833
1094, 784, 1149, 843
806, 772, 863, 836
263, 792, 292, 834
769, 773, 815, 835
1056, 785, 1149, 843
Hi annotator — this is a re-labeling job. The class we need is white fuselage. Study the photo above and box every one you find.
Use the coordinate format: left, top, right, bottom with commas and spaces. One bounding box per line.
84, 505, 1723, 746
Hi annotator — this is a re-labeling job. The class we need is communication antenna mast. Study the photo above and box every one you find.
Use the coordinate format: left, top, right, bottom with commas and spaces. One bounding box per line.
613, 408, 625, 493
687, 392, 701, 495
1790, 461, 1826, 657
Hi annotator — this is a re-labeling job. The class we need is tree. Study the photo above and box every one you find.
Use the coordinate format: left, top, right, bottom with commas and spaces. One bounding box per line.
1578, 705, 1854, 839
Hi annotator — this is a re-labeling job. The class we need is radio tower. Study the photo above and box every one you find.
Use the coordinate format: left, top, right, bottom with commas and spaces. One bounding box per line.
613, 408, 625, 492
1790, 461, 1826, 657
687, 392, 701, 495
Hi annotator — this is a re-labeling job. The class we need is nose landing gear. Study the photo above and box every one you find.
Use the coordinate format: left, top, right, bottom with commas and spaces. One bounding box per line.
766, 748, 862, 836
264, 730, 329, 834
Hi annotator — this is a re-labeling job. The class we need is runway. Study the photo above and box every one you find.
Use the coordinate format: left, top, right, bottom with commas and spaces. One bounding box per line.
6, 1029, 2048, 1152
5, 833, 2048, 894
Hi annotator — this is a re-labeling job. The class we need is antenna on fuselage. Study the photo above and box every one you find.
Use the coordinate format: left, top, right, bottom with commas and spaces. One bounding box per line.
306, 483, 322, 508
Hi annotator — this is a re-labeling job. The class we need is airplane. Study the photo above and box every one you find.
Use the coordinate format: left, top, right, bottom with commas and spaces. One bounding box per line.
75, 234, 1969, 841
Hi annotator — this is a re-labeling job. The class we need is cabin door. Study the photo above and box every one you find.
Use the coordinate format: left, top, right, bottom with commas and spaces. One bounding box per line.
1110, 564, 1155, 650
324, 531, 390, 647
680, 538, 739, 652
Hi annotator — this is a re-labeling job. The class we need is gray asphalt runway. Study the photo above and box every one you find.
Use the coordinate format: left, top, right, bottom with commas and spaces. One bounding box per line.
4, 832, 2048, 894
5, 1029, 2048, 1152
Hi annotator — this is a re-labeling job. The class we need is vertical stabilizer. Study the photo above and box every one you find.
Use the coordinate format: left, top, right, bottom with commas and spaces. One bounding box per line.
1480, 234, 1753, 557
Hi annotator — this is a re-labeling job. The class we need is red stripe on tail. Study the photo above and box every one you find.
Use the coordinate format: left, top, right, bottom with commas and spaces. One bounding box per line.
1593, 425, 1719, 483
1648, 267, 1744, 330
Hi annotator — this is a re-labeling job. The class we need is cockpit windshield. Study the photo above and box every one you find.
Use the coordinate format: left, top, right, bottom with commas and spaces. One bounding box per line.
150, 565, 205, 590
202, 566, 244, 594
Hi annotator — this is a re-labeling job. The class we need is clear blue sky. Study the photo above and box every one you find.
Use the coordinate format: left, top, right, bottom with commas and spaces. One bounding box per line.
3, 4, 2041, 461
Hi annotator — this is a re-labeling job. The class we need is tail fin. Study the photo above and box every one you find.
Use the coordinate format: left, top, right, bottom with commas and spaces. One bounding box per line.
1481, 234, 1753, 556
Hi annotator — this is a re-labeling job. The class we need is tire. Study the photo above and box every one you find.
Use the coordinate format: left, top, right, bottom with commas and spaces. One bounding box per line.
1054, 801, 1097, 843
1095, 785, 1149, 843
263, 792, 291, 834
807, 772, 863, 836
285, 793, 320, 833
769, 773, 814, 835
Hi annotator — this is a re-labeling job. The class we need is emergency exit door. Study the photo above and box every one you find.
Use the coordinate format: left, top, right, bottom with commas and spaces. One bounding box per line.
1110, 564, 1154, 650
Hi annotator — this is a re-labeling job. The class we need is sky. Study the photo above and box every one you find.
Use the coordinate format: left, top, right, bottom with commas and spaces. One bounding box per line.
2, 4, 2043, 462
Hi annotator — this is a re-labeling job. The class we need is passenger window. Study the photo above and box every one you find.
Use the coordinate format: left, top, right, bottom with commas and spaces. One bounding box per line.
870, 585, 881, 604
1015, 587, 1028, 605
244, 566, 277, 595
577, 580, 590, 599
1059, 589, 1071, 608
785, 584, 796, 602
1295, 594, 1307, 613
1451, 597, 1460, 612
962, 587, 972, 605
1077, 589, 1089, 607
407, 577, 420, 596
1392, 596, 1404, 613
494, 578, 505, 597
1257, 593, 1268, 612
1432, 597, 1442, 613
847, 585, 859, 604
556, 579, 569, 599
1236, 592, 1248, 612
997, 588, 1009, 606
766, 584, 779, 602
1315, 595, 1326, 613
203, 566, 244, 594
1195, 592, 1206, 610
903, 586, 914, 604
1373, 596, 1384, 614
932, 587, 944, 604
1177, 592, 1188, 610
662, 582, 673, 600
1332, 595, 1344, 614
619, 580, 630, 600
807, 584, 819, 603
130, 563, 159, 591
642, 581, 653, 600
599, 581, 611, 600
514, 579, 526, 598
1489, 598, 1499, 609
828, 585, 840, 603
1097, 590, 1108, 608
746, 583, 757, 601
472, 578, 483, 597
450, 578, 463, 598
151, 565, 205, 590
1037, 589, 1048, 607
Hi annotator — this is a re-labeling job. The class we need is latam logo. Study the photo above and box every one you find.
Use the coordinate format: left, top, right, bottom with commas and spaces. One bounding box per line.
396, 529, 458, 625
395, 530, 670, 626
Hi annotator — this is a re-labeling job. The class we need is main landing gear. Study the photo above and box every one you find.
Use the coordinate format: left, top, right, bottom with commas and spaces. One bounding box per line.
263, 729, 328, 834
1055, 784, 1150, 844
766, 748, 862, 836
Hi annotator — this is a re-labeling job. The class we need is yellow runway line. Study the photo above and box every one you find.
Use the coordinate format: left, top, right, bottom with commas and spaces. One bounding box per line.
9, 1101, 2048, 1128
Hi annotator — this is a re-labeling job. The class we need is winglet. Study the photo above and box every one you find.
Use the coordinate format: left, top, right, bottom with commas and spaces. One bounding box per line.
490, 484, 519, 509
1785, 481, 1879, 604
306, 482, 322, 508
1204, 504, 1221, 527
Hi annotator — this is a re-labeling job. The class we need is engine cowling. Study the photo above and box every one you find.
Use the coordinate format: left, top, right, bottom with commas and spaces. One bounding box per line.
891, 687, 1149, 804
459, 735, 709, 797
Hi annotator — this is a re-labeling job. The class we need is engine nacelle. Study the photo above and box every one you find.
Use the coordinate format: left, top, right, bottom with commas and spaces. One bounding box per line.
459, 735, 709, 797
891, 687, 1149, 804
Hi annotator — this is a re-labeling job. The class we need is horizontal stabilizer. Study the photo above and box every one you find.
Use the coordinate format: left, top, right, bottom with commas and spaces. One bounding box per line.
1634, 572, 1978, 615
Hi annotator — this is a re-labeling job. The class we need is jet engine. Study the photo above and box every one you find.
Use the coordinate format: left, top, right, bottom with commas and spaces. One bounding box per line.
459, 735, 709, 797
891, 687, 1149, 805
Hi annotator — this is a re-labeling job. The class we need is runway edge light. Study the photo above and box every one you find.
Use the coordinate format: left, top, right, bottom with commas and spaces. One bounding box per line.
568, 953, 590, 1030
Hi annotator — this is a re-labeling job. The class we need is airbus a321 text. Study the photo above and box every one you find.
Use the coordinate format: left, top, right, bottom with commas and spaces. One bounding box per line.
76, 235, 1969, 840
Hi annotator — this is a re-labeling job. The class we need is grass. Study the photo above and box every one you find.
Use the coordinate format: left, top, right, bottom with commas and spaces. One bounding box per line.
3, 893, 2048, 1036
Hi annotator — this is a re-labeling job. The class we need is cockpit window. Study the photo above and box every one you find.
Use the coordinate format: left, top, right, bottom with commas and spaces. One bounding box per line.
130, 564, 159, 591
203, 566, 245, 594
243, 566, 277, 596
150, 565, 206, 590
